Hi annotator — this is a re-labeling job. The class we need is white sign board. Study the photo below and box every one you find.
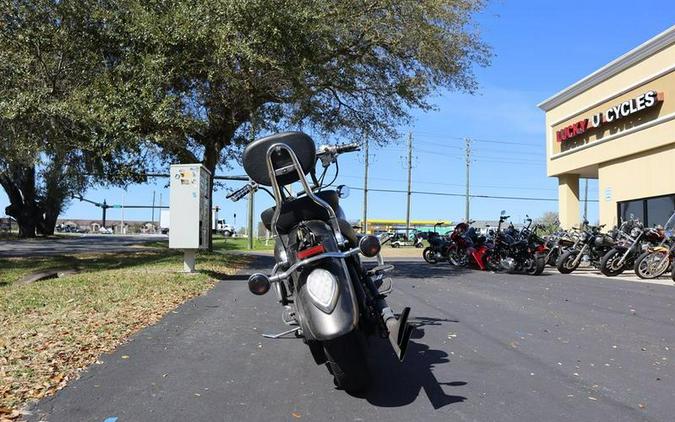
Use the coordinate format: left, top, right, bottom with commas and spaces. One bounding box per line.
169, 164, 211, 250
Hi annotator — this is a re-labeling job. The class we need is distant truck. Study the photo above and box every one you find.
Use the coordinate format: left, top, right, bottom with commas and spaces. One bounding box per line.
160, 209, 234, 236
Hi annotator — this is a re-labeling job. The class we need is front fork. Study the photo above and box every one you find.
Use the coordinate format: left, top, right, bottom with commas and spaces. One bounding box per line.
572, 244, 588, 266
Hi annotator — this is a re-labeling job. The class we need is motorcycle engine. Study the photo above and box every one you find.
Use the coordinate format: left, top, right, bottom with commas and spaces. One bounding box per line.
500, 257, 516, 271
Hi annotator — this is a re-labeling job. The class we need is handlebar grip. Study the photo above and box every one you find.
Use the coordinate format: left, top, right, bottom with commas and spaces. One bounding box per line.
334, 142, 360, 154
227, 184, 253, 202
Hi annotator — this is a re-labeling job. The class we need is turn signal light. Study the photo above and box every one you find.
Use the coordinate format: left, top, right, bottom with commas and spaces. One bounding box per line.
248, 273, 271, 295
359, 235, 381, 257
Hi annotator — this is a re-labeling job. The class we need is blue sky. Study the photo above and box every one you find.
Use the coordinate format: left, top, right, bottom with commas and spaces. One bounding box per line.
2, 1, 674, 227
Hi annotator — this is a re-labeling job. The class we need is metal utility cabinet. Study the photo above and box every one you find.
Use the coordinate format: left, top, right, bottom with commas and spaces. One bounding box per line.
169, 164, 211, 272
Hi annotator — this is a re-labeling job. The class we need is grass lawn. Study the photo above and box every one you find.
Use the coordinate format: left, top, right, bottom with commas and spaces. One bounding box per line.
0, 248, 249, 417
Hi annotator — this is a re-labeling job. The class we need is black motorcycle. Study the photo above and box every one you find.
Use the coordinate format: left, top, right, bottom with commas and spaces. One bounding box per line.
556, 221, 617, 274
422, 231, 456, 264
227, 132, 413, 393
489, 212, 546, 275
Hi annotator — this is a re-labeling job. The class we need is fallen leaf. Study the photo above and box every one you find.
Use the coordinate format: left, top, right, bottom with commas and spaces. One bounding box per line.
291, 412, 302, 418
121, 355, 129, 359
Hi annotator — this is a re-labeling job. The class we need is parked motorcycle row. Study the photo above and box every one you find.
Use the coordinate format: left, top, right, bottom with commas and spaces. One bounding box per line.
423, 210, 675, 282
422, 211, 548, 275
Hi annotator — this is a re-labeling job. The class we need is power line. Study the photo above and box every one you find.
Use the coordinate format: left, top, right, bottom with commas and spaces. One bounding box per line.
348, 186, 600, 203
338, 174, 558, 191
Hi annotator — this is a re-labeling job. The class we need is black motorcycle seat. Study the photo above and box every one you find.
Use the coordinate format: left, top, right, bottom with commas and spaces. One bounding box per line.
260, 191, 358, 245
243, 132, 316, 186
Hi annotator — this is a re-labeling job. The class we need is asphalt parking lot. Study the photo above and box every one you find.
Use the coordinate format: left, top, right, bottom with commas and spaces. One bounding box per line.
30, 255, 674, 422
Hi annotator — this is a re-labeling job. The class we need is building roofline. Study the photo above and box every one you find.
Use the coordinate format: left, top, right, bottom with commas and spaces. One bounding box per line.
538, 25, 675, 112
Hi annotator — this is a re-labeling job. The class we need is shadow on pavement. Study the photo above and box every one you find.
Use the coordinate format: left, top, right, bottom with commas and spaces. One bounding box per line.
363, 324, 467, 410
389, 260, 473, 279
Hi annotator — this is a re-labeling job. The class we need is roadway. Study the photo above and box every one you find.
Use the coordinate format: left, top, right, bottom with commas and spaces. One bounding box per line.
0, 234, 166, 257
29, 255, 674, 422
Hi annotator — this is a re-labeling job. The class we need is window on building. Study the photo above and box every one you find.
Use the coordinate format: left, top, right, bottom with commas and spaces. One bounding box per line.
618, 194, 675, 227
647, 195, 675, 226
619, 200, 644, 224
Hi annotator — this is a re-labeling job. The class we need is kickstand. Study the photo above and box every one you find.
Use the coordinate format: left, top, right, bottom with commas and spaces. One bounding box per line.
262, 327, 301, 339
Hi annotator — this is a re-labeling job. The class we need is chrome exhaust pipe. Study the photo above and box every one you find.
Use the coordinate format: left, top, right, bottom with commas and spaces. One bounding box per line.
381, 305, 413, 361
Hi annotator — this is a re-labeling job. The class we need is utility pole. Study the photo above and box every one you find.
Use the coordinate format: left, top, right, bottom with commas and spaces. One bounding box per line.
362, 138, 369, 233
464, 137, 472, 222
248, 188, 255, 250
247, 119, 256, 250
583, 178, 589, 222
121, 191, 125, 235
151, 190, 156, 226
405, 132, 413, 238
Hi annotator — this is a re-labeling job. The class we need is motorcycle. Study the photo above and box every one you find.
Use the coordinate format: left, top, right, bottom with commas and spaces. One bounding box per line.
632, 211, 675, 279
600, 220, 664, 277
489, 213, 547, 275
449, 220, 494, 270
543, 230, 577, 267
556, 221, 619, 274
422, 229, 456, 264
228, 132, 413, 393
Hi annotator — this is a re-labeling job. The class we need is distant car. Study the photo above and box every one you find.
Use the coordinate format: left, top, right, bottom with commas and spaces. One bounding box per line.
99, 227, 113, 234
216, 220, 235, 237
161, 227, 169, 235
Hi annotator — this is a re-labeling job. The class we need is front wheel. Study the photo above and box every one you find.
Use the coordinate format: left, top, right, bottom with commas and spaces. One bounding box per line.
600, 249, 627, 277
423, 247, 438, 264
323, 331, 370, 393
557, 250, 580, 274
634, 251, 670, 279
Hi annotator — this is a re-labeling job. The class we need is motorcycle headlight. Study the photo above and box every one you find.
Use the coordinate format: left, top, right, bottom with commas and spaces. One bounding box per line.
631, 228, 641, 238
306, 268, 338, 311
580, 232, 587, 241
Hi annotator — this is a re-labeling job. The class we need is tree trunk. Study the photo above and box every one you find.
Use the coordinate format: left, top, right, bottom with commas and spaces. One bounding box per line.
0, 165, 42, 238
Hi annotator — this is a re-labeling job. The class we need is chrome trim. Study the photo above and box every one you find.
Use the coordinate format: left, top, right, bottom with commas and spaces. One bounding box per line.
269, 249, 361, 282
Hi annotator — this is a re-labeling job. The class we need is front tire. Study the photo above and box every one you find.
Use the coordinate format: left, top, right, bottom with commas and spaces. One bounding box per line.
557, 250, 580, 274
600, 249, 626, 277
634, 251, 670, 279
323, 331, 370, 393
423, 247, 437, 264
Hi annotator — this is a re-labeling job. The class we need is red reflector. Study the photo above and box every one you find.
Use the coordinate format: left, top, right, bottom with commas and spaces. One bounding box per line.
297, 244, 325, 260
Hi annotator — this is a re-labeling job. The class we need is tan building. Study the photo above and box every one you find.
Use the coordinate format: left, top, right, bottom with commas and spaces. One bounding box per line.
539, 26, 675, 229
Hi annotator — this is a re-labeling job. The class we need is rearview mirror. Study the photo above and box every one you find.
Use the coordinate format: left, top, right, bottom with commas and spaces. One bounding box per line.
337, 185, 350, 199
500, 210, 506, 216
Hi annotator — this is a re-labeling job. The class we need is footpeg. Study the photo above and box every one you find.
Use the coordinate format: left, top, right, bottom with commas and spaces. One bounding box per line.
375, 277, 393, 295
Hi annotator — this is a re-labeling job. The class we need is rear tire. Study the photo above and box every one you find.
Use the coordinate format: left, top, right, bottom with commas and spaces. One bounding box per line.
323, 331, 370, 394
527, 255, 546, 276
600, 249, 626, 277
422, 247, 437, 264
557, 250, 579, 274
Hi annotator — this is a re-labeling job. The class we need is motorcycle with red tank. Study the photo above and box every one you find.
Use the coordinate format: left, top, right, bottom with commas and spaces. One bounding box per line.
448, 220, 494, 270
